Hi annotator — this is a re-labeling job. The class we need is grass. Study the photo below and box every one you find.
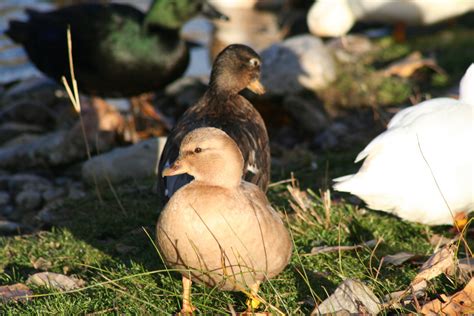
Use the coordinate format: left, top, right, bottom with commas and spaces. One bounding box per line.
0, 151, 470, 314
1, 14, 472, 316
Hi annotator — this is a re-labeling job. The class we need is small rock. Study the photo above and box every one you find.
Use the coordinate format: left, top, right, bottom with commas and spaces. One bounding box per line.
36, 208, 55, 224
282, 95, 329, 134
261, 35, 336, 95
67, 182, 86, 200
2, 133, 44, 148
0, 220, 22, 234
42, 187, 66, 202
0, 191, 10, 207
54, 177, 73, 186
0, 99, 125, 171
36, 199, 64, 224
8, 174, 52, 194
15, 190, 42, 211
26, 272, 85, 292
0, 205, 15, 217
82, 137, 166, 186
0, 122, 45, 145
0, 175, 10, 190
313, 122, 349, 150
165, 77, 207, 109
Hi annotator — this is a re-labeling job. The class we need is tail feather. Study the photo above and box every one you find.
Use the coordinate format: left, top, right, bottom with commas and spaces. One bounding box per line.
6, 20, 30, 44
332, 174, 356, 192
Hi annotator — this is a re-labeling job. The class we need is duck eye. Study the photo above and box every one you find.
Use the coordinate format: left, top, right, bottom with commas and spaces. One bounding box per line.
249, 58, 260, 67
194, 147, 202, 153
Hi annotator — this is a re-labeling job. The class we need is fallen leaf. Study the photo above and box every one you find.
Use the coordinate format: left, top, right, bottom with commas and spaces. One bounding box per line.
27, 272, 85, 292
385, 280, 427, 305
429, 234, 455, 248
458, 257, 474, 281
383, 252, 417, 266
381, 51, 444, 78
309, 239, 378, 255
0, 283, 32, 303
311, 279, 381, 315
421, 278, 474, 315
30, 257, 52, 271
412, 242, 456, 285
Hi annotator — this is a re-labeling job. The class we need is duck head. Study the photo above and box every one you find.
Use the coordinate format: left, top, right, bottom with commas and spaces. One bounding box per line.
145, 0, 228, 30
163, 128, 244, 188
209, 44, 265, 95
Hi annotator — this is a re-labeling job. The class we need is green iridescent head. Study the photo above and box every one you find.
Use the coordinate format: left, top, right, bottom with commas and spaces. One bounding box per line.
144, 0, 227, 30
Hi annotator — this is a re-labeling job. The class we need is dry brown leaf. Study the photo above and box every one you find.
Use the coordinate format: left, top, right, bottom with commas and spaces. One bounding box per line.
458, 257, 474, 274
0, 283, 32, 303
412, 242, 456, 285
381, 51, 444, 78
30, 257, 52, 271
385, 280, 427, 305
383, 252, 417, 266
310, 239, 378, 255
287, 185, 312, 212
421, 278, 474, 315
311, 279, 381, 315
429, 234, 455, 248
458, 257, 474, 282
27, 272, 85, 292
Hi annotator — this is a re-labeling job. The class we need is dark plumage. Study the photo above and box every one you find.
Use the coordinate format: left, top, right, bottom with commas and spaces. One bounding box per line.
6, 0, 226, 97
158, 44, 270, 205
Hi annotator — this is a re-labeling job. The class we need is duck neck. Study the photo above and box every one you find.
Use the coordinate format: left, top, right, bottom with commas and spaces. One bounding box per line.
144, 0, 186, 30
193, 152, 244, 189
195, 171, 242, 189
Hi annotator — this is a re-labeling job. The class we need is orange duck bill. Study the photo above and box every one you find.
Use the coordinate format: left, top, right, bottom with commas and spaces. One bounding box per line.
162, 159, 187, 177
247, 79, 265, 95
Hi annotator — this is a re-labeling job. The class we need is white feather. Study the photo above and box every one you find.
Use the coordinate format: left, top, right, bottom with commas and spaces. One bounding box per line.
334, 64, 474, 225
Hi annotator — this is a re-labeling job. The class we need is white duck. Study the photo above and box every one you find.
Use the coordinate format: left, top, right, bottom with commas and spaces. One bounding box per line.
307, 0, 474, 37
333, 64, 474, 227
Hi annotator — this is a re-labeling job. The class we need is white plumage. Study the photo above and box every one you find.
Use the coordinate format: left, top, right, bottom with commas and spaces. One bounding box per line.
307, 0, 474, 37
333, 64, 474, 225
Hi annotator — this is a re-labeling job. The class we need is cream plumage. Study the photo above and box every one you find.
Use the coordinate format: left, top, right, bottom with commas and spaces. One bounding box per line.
307, 0, 474, 37
157, 127, 292, 314
333, 64, 474, 226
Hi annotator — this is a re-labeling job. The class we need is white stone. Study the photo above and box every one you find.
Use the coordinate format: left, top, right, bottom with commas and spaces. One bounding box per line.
81, 137, 166, 186
261, 35, 337, 95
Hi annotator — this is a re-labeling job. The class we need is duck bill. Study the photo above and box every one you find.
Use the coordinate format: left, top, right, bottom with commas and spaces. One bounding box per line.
247, 79, 266, 95
202, 2, 229, 21
162, 159, 187, 177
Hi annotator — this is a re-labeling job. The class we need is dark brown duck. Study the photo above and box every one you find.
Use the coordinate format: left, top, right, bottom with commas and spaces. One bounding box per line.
158, 44, 270, 205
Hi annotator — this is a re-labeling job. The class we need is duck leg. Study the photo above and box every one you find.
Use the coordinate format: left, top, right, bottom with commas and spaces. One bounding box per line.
178, 275, 195, 315
245, 281, 262, 311
453, 211, 468, 233
393, 22, 406, 42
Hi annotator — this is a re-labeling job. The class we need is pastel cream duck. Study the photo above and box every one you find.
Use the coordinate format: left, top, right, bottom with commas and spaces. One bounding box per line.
334, 64, 474, 228
156, 127, 292, 314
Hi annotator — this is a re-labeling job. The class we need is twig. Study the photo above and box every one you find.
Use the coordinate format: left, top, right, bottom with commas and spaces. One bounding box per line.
303, 239, 380, 256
